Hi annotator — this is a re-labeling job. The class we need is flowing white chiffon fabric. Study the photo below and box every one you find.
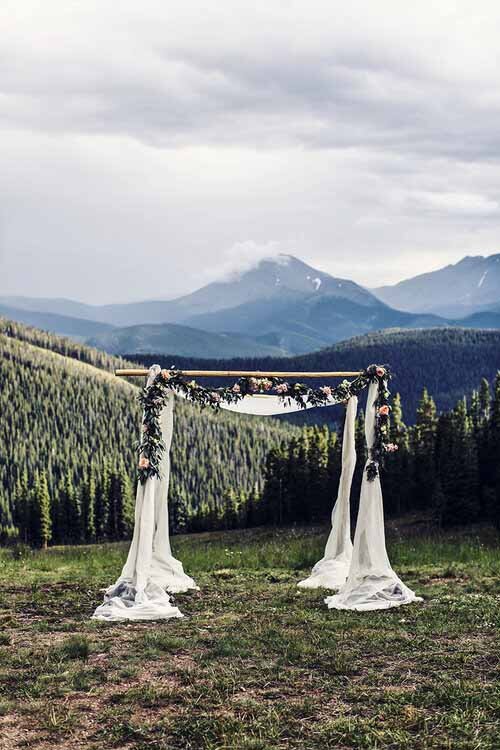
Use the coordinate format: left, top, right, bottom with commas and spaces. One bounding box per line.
297, 396, 357, 590
92, 366, 197, 623
325, 382, 422, 611
220, 393, 336, 416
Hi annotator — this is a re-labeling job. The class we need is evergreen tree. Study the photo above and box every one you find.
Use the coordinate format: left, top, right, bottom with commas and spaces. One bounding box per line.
94, 460, 111, 541
30, 472, 52, 549
384, 392, 412, 516
61, 471, 82, 544
307, 426, 329, 521
412, 389, 438, 509
80, 469, 96, 543
222, 488, 239, 530
440, 398, 479, 526
12, 472, 30, 543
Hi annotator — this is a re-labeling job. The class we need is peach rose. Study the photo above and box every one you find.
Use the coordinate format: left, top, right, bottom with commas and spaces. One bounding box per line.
379, 405, 390, 416
376, 367, 386, 377
320, 386, 332, 397
232, 384, 241, 393
138, 456, 150, 469
161, 369, 171, 380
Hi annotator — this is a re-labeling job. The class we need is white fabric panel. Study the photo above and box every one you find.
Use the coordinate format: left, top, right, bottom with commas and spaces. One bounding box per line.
93, 365, 197, 623
325, 381, 422, 612
220, 393, 337, 416
298, 396, 357, 590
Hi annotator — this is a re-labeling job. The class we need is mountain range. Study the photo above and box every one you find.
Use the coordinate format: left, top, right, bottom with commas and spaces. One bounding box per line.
374, 254, 500, 317
2, 253, 500, 357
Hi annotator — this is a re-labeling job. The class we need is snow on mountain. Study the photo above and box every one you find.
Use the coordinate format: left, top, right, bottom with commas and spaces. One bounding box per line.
373, 254, 500, 317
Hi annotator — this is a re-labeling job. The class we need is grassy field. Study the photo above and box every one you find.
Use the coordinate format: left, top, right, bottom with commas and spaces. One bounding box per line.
0, 524, 499, 750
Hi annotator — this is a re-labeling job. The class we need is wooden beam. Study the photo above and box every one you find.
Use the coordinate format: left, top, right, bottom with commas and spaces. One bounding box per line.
115, 369, 362, 378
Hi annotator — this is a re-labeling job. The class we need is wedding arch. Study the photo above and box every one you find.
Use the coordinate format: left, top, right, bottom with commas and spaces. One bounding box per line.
92, 364, 421, 621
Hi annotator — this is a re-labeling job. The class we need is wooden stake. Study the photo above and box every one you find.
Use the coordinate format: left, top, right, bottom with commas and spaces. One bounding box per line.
115, 369, 362, 378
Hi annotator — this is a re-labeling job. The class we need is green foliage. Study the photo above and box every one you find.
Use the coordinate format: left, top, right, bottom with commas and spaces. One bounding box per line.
30, 472, 52, 549
261, 381, 500, 529
0, 320, 296, 546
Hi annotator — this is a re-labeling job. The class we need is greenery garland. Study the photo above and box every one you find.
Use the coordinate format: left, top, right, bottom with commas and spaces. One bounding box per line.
137, 365, 393, 485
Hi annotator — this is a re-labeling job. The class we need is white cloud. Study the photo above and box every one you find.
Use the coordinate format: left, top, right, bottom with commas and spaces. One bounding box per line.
1, 1, 500, 301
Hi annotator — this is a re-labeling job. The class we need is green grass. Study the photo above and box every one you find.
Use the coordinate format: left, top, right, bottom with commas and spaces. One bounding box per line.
1, 524, 499, 749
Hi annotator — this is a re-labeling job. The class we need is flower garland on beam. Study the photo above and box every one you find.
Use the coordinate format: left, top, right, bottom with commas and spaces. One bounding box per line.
137, 364, 394, 485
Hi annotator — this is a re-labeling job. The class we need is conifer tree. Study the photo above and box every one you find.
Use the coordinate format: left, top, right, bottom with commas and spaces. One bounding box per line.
412, 389, 438, 509
385, 392, 412, 516
222, 488, 239, 530
62, 471, 82, 543
12, 472, 30, 543
94, 460, 111, 540
440, 397, 479, 526
80, 469, 96, 543
30, 472, 52, 549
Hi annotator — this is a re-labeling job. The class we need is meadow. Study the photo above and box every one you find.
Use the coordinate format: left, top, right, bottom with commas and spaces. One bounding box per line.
0, 523, 499, 749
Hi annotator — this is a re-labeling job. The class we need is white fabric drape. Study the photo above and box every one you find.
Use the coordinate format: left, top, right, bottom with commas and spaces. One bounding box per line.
325, 381, 422, 611
93, 365, 197, 622
220, 393, 338, 416
298, 396, 357, 589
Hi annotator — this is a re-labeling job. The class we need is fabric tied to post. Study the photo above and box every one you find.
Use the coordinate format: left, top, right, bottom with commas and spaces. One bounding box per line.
297, 396, 357, 590
92, 365, 197, 622
325, 381, 422, 611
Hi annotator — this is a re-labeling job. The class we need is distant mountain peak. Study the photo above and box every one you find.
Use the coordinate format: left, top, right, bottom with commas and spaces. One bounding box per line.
373, 251, 500, 316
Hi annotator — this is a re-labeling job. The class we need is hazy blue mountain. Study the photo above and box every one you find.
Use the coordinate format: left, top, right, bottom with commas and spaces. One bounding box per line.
88, 322, 288, 357
5, 253, 500, 357
0, 296, 99, 320
0, 255, 381, 327
373, 254, 500, 316
0, 304, 114, 341
185, 293, 447, 353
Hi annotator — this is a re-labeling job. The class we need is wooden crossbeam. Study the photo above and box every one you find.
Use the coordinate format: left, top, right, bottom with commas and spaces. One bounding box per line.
115, 369, 362, 378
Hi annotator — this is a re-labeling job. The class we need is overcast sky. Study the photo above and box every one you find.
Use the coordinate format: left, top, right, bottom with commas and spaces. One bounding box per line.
1, 1, 500, 303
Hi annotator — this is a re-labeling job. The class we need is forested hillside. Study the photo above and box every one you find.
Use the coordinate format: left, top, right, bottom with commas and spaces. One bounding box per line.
131, 328, 500, 421
258, 382, 500, 531
0, 319, 297, 544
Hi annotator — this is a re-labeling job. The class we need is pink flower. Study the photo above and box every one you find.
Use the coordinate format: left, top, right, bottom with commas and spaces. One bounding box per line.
138, 456, 150, 469
247, 377, 259, 392
376, 367, 386, 377
320, 386, 332, 397
260, 378, 273, 391
210, 392, 221, 402
385, 443, 399, 453
232, 383, 241, 393
276, 383, 289, 394
379, 405, 390, 416
161, 369, 171, 380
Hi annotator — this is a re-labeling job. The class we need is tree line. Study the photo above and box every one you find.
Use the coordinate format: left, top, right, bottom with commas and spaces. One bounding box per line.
0, 323, 296, 545
2, 318, 500, 546
253, 377, 500, 531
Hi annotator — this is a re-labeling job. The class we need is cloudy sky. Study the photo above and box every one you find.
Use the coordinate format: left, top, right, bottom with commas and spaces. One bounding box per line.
1, 0, 500, 303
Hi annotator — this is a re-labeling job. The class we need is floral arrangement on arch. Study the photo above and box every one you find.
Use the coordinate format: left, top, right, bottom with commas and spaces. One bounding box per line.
137, 364, 394, 485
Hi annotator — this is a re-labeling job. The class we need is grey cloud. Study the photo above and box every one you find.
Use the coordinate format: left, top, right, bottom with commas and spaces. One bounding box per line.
1, 1, 500, 303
